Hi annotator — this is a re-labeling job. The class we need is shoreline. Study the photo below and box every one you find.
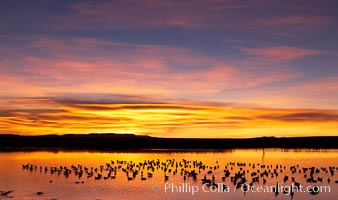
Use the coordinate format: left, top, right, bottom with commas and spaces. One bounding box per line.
1, 134, 338, 151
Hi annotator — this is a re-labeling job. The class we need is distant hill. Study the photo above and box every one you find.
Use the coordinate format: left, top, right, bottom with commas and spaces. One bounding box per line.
0, 133, 338, 151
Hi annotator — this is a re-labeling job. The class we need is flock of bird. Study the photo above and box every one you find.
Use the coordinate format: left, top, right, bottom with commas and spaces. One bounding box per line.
2, 159, 337, 199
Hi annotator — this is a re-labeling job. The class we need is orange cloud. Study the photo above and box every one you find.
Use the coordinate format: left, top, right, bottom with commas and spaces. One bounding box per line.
1, 1, 337, 139
2, 35, 336, 113
0, 36, 300, 99
5, 35, 336, 113
1, 97, 337, 138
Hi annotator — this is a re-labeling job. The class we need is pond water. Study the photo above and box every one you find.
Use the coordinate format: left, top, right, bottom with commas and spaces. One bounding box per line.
0, 149, 337, 200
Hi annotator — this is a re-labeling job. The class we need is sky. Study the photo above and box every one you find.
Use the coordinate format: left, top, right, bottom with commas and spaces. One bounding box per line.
0, 0, 337, 138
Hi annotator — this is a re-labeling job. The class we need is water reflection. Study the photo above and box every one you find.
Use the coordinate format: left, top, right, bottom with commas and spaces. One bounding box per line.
0, 149, 337, 200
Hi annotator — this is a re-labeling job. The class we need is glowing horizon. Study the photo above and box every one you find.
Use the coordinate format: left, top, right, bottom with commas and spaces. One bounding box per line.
1, 99, 337, 138
0, 0, 338, 138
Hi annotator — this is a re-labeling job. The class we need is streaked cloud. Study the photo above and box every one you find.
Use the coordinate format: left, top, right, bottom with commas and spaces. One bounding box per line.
1, 0, 338, 137
259, 112, 338, 122
249, 15, 331, 36
0, 36, 300, 99
0, 97, 337, 137
35, 0, 332, 39
251, 15, 330, 29
237, 46, 320, 63
57, 0, 250, 30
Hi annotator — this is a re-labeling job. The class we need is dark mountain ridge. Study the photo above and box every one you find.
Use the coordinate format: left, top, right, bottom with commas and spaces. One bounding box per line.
0, 133, 337, 150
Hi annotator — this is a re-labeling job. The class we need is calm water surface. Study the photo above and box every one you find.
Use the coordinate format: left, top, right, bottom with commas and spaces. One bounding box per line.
0, 149, 337, 200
